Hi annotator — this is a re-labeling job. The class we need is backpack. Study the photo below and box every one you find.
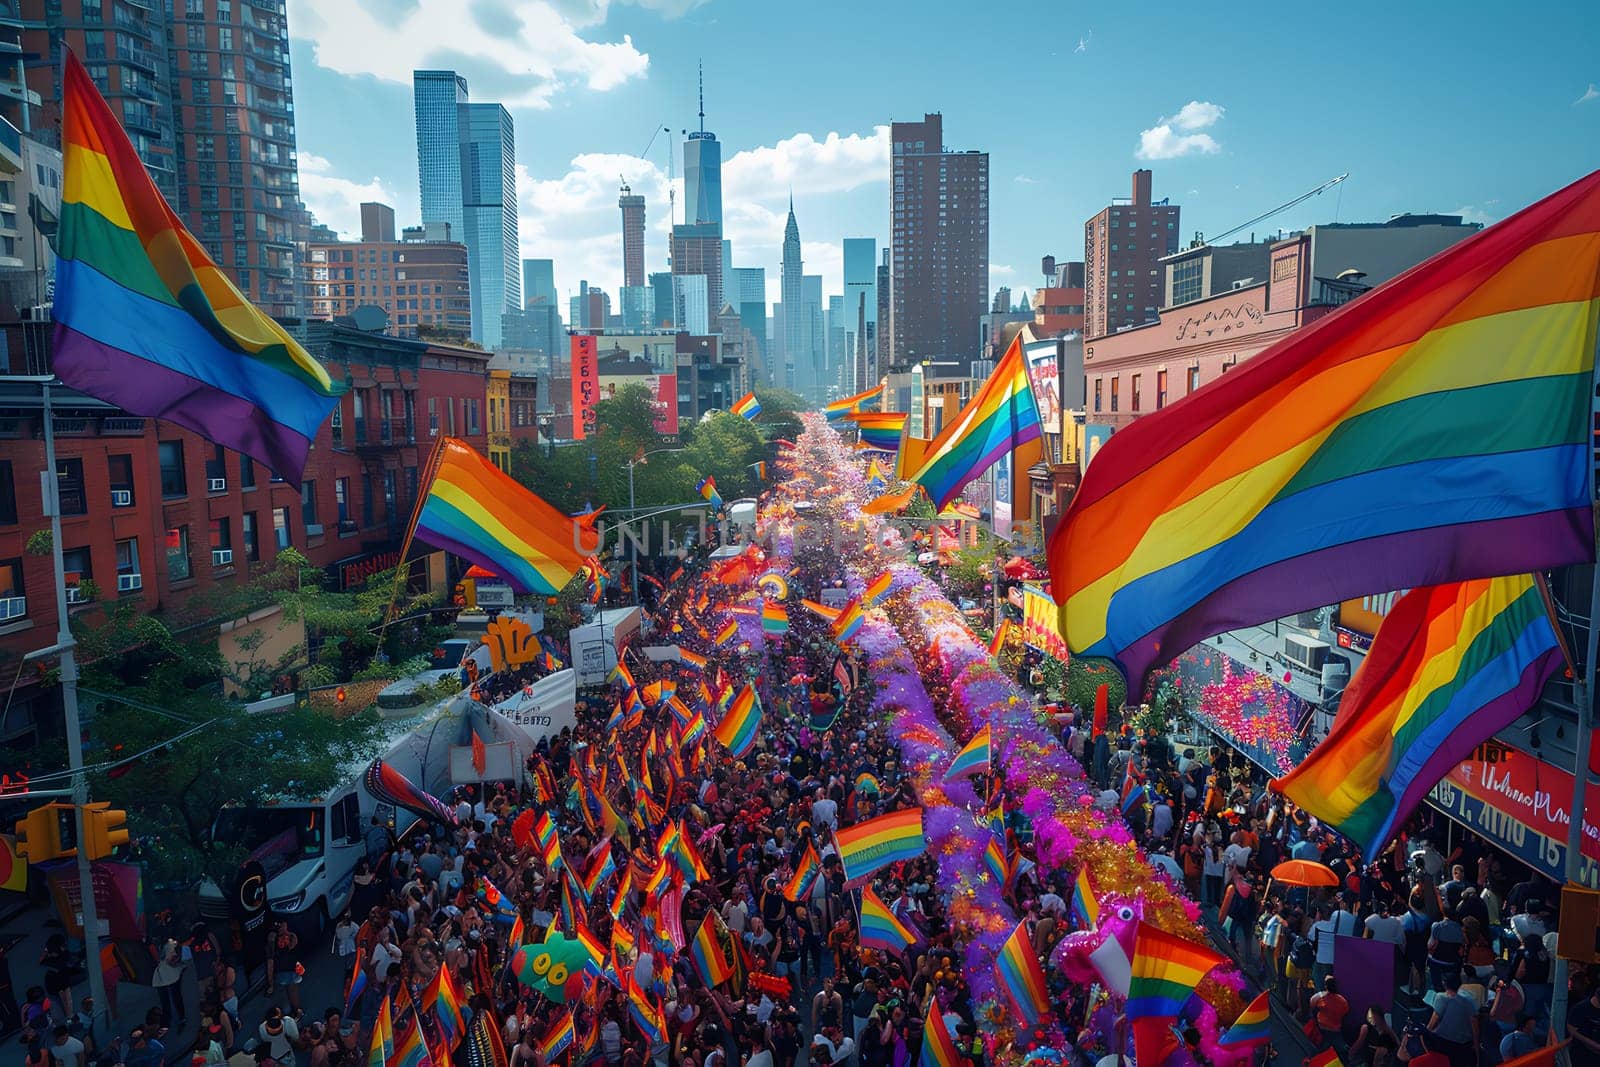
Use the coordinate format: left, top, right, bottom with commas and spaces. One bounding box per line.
1290, 935, 1316, 969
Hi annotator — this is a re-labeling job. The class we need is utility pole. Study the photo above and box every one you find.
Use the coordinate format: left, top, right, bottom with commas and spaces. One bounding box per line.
36, 382, 108, 1039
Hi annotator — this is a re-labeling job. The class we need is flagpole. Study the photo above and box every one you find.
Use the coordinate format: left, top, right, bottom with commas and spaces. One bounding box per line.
1550, 348, 1600, 1048
381, 430, 448, 634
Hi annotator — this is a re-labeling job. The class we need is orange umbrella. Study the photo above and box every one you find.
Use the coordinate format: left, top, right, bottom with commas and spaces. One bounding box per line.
1270, 859, 1340, 887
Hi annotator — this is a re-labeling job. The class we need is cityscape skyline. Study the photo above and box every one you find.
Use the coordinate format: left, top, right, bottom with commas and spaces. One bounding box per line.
287, 0, 1599, 311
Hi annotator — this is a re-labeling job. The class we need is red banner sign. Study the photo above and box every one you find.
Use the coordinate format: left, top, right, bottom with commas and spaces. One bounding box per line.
571, 336, 598, 441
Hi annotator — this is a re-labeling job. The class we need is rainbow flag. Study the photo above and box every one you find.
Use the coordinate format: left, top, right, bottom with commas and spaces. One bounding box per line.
713, 684, 761, 757
537, 1013, 574, 1061
854, 772, 880, 795
389, 1008, 429, 1067
762, 602, 790, 635
54, 51, 344, 484
1128, 922, 1227, 1067
697, 475, 724, 511
943, 725, 991, 782
583, 843, 616, 898
831, 597, 866, 644
920, 999, 962, 1067
689, 914, 736, 986
680, 710, 708, 748
892, 336, 1042, 511
982, 831, 1009, 888
1307, 1051, 1344, 1067
1049, 172, 1600, 691
367, 994, 394, 1067
866, 457, 891, 491
784, 843, 822, 902
802, 598, 841, 622
1120, 781, 1149, 816
994, 919, 1049, 1025
849, 410, 909, 453
714, 619, 739, 646
610, 660, 635, 689
863, 570, 895, 605
834, 807, 925, 886
825, 385, 883, 422
626, 979, 664, 1043
732, 392, 762, 420
1219, 990, 1272, 1048
750, 460, 768, 480
987, 618, 1011, 658
1072, 868, 1100, 930
678, 648, 707, 671
343, 947, 368, 1018
859, 885, 916, 956
414, 438, 596, 595
574, 920, 607, 978
424, 963, 465, 1051
1275, 574, 1565, 860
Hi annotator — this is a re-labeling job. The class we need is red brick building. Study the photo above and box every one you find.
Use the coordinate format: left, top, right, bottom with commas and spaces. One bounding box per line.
1083, 169, 1180, 340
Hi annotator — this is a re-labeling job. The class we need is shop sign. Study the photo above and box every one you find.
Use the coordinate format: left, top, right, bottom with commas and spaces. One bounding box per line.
334, 549, 400, 591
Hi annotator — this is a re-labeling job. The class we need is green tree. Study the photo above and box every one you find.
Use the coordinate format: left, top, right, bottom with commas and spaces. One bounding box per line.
752, 386, 807, 442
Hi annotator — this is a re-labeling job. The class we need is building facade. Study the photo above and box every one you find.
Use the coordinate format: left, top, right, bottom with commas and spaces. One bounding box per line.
619, 185, 646, 289
670, 221, 722, 334
888, 113, 988, 373
523, 258, 556, 308
780, 199, 803, 395
414, 69, 467, 235
306, 219, 472, 338
1083, 169, 1180, 340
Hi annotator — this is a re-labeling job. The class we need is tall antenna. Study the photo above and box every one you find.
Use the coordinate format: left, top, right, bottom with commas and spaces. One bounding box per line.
698, 60, 704, 135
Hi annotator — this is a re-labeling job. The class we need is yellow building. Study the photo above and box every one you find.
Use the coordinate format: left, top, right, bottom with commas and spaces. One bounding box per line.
487, 369, 512, 472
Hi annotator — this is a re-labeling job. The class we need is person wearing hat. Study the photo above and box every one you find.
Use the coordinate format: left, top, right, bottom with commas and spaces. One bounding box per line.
257, 1008, 297, 1064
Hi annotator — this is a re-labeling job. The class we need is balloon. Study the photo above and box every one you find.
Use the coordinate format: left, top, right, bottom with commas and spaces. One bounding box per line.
513, 933, 593, 1003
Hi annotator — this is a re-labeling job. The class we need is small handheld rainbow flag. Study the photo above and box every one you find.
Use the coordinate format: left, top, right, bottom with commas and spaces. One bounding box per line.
714, 619, 740, 646
863, 570, 895, 605
982, 832, 1009, 889
424, 962, 465, 1051
343, 947, 368, 1018
994, 919, 1049, 1025
678, 647, 707, 671
854, 772, 881, 795
689, 914, 736, 987
1306, 1050, 1344, 1067
731, 392, 762, 420
859, 886, 916, 956
919, 999, 962, 1067
626, 978, 664, 1043
987, 618, 1011, 658
681, 710, 707, 747
762, 602, 790, 634
609, 660, 635, 689
712, 684, 762, 757
784, 843, 822, 901
366, 994, 393, 1067
830, 596, 866, 644
1219, 990, 1271, 1048
1128, 922, 1227, 1067
834, 807, 925, 886
1071, 868, 1100, 930
538, 1012, 574, 1061
697, 475, 724, 510
943, 725, 991, 782
750, 460, 769, 480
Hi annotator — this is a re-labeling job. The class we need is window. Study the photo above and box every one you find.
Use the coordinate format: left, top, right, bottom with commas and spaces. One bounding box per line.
273, 506, 291, 549
115, 538, 140, 588
0, 558, 23, 618
210, 517, 232, 566
1157, 369, 1168, 410
166, 525, 192, 582
158, 440, 186, 497
335, 478, 350, 524
1187, 366, 1200, 394
361, 474, 374, 528
1131, 374, 1142, 413
107, 454, 134, 507
301, 481, 318, 527
330, 405, 343, 448
240, 455, 255, 489
242, 513, 259, 561
55, 458, 86, 516
465, 398, 481, 435
405, 467, 418, 509
0, 462, 13, 525
62, 546, 92, 594
1110, 376, 1120, 412
1093, 378, 1102, 412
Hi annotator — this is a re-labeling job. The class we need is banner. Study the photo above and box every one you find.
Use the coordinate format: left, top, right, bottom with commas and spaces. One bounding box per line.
1333, 935, 1395, 1021
1023, 338, 1062, 435
1428, 738, 1600, 887
44, 859, 144, 940
1021, 583, 1069, 662
571, 335, 599, 440
488, 668, 579, 753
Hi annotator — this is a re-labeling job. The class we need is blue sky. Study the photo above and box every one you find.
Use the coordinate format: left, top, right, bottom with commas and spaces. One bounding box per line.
286, 0, 1600, 309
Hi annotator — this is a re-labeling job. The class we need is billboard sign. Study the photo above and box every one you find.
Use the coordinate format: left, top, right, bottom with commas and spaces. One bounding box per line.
1023, 338, 1062, 436
570, 335, 599, 440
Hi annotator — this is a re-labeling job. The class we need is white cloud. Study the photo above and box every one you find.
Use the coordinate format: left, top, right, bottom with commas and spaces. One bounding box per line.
286, 0, 652, 108
1014, 174, 1039, 185
1135, 100, 1225, 160
1576, 83, 1600, 105
298, 152, 400, 239
1451, 204, 1494, 226
513, 126, 889, 303
990, 263, 1016, 277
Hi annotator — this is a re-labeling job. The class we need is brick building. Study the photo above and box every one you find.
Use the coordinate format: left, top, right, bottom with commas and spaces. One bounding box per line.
307, 202, 472, 339
1083, 169, 1180, 340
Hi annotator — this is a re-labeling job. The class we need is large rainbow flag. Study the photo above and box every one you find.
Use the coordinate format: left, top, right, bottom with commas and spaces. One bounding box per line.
858, 886, 916, 955
834, 807, 925, 886
1274, 574, 1566, 860
1049, 170, 1600, 691
919, 998, 962, 1067
848, 411, 909, 453
993, 919, 1049, 1025
413, 437, 596, 595
54, 51, 344, 484
824, 385, 884, 422
1219, 990, 1271, 1048
712, 684, 761, 757
1127, 923, 1227, 1067
892, 336, 1042, 511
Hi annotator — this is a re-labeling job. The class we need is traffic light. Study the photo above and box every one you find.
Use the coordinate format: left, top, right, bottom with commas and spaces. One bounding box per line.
14, 803, 75, 861
81, 802, 129, 861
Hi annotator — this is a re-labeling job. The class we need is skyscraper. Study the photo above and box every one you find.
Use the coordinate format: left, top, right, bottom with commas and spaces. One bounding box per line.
1083, 168, 1180, 339
730, 266, 767, 383
843, 237, 877, 389
683, 64, 722, 226
414, 70, 521, 349
620, 183, 646, 288
780, 199, 804, 395
523, 258, 557, 308
803, 274, 824, 398
670, 222, 721, 331
888, 113, 989, 374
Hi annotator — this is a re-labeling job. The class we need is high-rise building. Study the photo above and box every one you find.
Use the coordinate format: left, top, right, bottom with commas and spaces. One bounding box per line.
780, 198, 803, 395
826, 294, 845, 396
730, 266, 767, 383
683, 65, 722, 227
843, 237, 877, 389
414, 70, 521, 349
672, 274, 709, 335
361, 202, 397, 243
523, 258, 557, 308
307, 208, 471, 338
1083, 168, 1180, 339
670, 221, 722, 332
649, 272, 675, 329
803, 273, 824, 399
619, 183, 646, 288
888, 113, 988, 373
619, 286, 653, 331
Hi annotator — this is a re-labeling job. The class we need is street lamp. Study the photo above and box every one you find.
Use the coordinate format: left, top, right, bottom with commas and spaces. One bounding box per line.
623, 447, 686, 604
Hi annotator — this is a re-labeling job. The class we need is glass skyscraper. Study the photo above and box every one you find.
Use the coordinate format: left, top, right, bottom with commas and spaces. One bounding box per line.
414, 71, 520, 350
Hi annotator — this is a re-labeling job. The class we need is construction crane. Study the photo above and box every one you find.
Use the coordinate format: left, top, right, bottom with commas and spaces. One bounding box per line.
1193, 173, 1349, 248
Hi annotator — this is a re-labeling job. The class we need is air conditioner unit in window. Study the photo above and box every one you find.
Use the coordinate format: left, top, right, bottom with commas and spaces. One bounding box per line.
110, 489, 132, 507
212, 548, 233, 566
0, 596, 25, 620
305, 524, 323, 537
64, 586, 85, 605
208, 477, 227, 492
117, 573, 143, 593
